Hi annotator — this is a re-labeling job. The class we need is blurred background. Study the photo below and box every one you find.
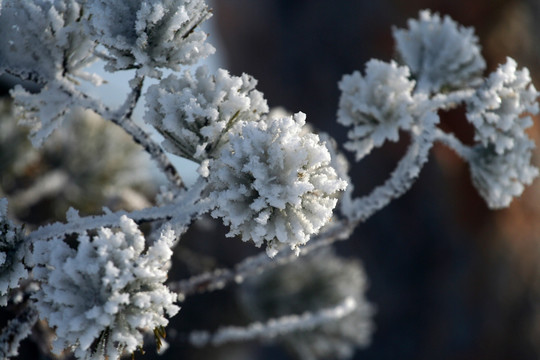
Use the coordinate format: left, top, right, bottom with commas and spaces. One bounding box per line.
3, 0, 540, 359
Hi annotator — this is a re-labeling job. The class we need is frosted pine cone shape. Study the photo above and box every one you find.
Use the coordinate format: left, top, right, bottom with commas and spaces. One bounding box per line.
0, 0, 96, 83
30, 216, 179, 360
207, 113, 347, 257
393, 10, 485, 93
466, 58, 539, 155
0, 199, 28, 306
338, 60, 419, 161
86, 0, 215, 77
145, 66, 268, 161
469, 140, 539, 209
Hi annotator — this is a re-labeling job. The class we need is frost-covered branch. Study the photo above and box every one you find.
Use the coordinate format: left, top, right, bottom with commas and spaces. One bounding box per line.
0, 304, 39, 359
28, 179, 206, 242
171, 219, 355, 297
189, 297, 360, 347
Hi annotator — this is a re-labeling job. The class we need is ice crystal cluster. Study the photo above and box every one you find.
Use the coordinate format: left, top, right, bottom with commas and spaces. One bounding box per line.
239, 249, 374, 360
85, 0, 215, 77
0, 0, 95, 83
337, 60, 422, 160
393, 9, 486, 93
145, 66, 268, 161
207, 113, 347, 257
0, 0, 98, 147
0, 199, 28, 307
30, 216, 179, 359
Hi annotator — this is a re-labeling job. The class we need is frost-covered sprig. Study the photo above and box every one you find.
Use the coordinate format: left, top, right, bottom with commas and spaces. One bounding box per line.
393, 10, 486, 93
466, 58, 539, 155
30, 216, 179, 360
0, 0, 97, 84
0, 199, 28, 307
206, 113, 347, 257
11, 82, 77, 147
86, 0, 215, 77
237, 249, 374, 360
145, 66, 268, 161
337, 60, 423, 161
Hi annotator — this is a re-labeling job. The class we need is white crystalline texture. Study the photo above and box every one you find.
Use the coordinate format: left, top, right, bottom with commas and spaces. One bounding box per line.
86, 0, 215, 77
469, 140, 538, 209
145, 66, 268, 161
207, 113, 347, 257
239, 249, 374, 360
11, 82, 75, 147
466, 58, 539, 155
1, 0, 98, 147
31, 216, 179, 360
0, 0, 96, 82
337, 60, 419, 161
0, 198, 28, 306
393, 10, 486, 93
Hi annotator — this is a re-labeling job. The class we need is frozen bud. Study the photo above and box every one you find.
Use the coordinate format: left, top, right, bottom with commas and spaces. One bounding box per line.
86, 0, 215, 77
0, 0, 97, 82
466, 58, 539, 155
469, 140, 539, 209
393, 10, 486, 93
0, 199, 28, 306
207, 113, 347, 257
145, 66, 268, 161
31, 216, 179, 360
338, 60, 420, 161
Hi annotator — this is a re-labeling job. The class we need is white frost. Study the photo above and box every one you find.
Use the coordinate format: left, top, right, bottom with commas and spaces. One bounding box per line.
393, 10, 485, 93
207, 113, 347, 257
31, 216, 179, 360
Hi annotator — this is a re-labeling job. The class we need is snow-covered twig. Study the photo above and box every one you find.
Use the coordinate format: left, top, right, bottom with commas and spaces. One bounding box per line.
0, 304, 39, 359
170, 219, 355, 297
189, 297, 360, 347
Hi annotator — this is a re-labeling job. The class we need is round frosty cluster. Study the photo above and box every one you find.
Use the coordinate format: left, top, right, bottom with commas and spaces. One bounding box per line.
0, 199, 28, 306
86, 0, 215, 77
30, 216, 179, 360
145, 66, 268, 161
239, 249, 374, 360
0, 0, 98, 147
207, 113, 347, 257
393, 10, 486, 93
469, 141, 538, 209
337, 60, 419, 161
0, 0, 96, 83
466, 58, 539, 155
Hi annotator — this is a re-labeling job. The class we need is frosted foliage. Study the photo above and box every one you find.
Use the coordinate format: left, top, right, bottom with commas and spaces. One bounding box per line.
239, 249, 374, 360
337, 60, 418, 161
11, 83, 77, 147
208, 113, 347, 257
0, 0, 96, 82
145, 66, 268, 161
466, 58, 539, 155
31, 216, 179, 360
0, 199, 28, 306
86, 0, 215, 77
469, 141, 539, 209
393, 10, 485, 93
